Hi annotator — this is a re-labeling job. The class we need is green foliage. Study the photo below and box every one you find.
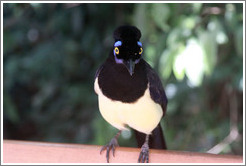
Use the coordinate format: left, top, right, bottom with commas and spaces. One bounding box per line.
3, 3, 243, 155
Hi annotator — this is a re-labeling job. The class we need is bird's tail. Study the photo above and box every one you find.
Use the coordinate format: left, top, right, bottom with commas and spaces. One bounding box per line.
134, 123, 167, 149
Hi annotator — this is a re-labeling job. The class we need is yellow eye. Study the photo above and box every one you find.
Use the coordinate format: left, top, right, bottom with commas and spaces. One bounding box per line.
139, 47, 143, 54
114, 47, 119, 54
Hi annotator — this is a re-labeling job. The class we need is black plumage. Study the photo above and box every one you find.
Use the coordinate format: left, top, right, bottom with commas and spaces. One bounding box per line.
145, 62, 168, 116
98, 55, 148, 103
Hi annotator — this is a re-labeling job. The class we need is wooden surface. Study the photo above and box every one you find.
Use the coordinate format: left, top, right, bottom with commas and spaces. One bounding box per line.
3, 140, 243, 163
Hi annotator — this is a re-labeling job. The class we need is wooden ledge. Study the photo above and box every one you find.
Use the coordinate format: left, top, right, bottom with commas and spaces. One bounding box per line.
3, 140, 243, 163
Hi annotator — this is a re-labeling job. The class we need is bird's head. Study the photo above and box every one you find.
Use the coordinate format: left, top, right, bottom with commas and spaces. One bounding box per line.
112, 25, 143, 76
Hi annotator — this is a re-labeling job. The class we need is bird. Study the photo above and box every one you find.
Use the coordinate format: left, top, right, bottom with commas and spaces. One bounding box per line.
94, 25, 168, 163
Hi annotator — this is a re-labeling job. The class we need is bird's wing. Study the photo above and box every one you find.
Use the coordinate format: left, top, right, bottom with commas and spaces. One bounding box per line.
94, 63, 104, 80
145, 61, 168, 116
94, 64, 105, 94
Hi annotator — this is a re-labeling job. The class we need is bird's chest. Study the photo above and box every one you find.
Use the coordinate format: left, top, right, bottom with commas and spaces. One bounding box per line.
97, 64, 148, 103
94, 77, 163, 134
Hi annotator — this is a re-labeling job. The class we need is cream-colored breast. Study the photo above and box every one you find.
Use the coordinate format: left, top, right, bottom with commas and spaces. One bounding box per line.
94, 77, 163, 134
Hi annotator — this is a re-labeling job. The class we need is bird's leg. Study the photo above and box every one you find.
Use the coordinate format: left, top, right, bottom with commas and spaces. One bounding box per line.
100, 130, 122, 163
138, 134, 150, 163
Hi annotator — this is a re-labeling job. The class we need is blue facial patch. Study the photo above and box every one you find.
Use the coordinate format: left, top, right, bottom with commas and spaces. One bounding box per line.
137, 41, 142, 47
114, 41, 122, 47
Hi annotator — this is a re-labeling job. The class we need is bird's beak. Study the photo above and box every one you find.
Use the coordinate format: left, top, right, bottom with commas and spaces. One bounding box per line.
124, 59, 135, 76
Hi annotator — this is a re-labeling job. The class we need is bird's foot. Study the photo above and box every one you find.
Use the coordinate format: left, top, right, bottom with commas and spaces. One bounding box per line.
100, 137, 119, 163
138, 142, 149, 163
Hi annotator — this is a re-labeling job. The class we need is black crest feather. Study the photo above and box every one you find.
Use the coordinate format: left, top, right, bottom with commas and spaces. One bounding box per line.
113, 25, 141, 41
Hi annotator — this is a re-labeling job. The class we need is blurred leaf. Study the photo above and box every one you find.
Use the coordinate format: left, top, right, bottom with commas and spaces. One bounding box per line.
199, 31, 217, 75
234, 25, 243, 56
150, 4, 170, 31
192, 3, 202, 13
133, 4, 149, 39
173, 50, 186, 81
225, 4, 237, 31
159, 49, 174, 79
184, 39, 205, 87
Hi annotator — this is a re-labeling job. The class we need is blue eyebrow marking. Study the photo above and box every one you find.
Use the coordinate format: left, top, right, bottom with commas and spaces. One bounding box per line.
137, 41, 142, 47
114, 41, 122, 47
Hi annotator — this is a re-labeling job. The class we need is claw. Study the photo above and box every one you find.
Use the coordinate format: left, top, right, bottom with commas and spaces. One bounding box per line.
112, 144, 115, 157
100, 135, 120, 163
138, 151, 143, 162
106, 146, 110, 163
138, 142, 149, 163
100, 145, 107, 154
146, 153, 149, 163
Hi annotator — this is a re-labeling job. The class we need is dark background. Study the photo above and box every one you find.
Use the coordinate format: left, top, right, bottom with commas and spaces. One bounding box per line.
3, 3, 243, 155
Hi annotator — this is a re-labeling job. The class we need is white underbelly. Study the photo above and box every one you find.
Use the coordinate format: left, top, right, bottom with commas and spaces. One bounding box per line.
94, 78, 163, 134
